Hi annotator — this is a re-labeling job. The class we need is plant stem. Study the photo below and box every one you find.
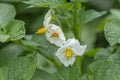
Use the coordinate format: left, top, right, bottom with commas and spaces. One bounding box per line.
14, 40, 61, 67
73, 0, 82, 76
54, 18, 63, 28
72, 0, 81, 41
76, 56, 82, 76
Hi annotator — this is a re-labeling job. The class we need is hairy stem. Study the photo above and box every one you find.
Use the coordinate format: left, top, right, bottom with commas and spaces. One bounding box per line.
72, 0, 81, 41
73, 0, 82, 76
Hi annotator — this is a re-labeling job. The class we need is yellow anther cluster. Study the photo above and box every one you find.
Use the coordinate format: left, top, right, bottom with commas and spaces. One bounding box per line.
36, 28, 46, 34
52, 32, 59, 37
66, 48, 73, 60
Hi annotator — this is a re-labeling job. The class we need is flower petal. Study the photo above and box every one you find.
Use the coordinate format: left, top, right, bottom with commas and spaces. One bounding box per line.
43, 9, 53, 27
74, 45, 87, 56
55, 47, 75, 67
45, 24, 66, 46
63, 38, 87, 56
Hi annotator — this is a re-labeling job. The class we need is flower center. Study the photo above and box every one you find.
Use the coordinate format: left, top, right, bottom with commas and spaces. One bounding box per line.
66, 48, 73, 60
51, 32, 59, 37
36, 28, 46, 34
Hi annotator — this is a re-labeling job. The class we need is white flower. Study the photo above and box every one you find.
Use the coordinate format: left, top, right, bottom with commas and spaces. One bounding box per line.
36, 24, 66, 47
36, 9, 53, 34
43, 9, 54, 27
45, 24, 66, 46
55, 38, 87, 67
37, 9, 66, 46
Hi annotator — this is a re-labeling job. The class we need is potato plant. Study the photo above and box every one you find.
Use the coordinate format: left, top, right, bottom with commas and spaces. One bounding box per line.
0, 0, 120, 80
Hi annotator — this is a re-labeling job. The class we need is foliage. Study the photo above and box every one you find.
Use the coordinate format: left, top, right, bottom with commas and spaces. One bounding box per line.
0, 0, 120, 80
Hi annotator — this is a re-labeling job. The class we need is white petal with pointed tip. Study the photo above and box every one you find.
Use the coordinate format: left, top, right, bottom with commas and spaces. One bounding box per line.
45, 24, 66, 47
55, 38, 87, 67
43, 9, 53, 27
55, 47, 76, 67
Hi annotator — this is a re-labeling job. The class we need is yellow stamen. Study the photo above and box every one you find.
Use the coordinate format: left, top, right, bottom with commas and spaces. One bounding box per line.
51, 32, 59, 37
36, 28, 46, 34
66, 48, 73, 60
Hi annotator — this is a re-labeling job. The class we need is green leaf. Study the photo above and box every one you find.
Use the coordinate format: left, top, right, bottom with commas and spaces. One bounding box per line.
81, 60, 120, 80
5, 20, 25, 41
109, 53, 120, 61
35, 54, 57, 74
0, 43, 24, 67
0, 3, 16, 27
31, 69, 55, 80
32, 34, 49, 46
110, 9, 120, 19
0, 20, 25, 42
104, 19, 120, 46
56, 64, 80, 80
24, 0, 68, 8
82, 49, 101, 74
1, 55, 36, 80
32, 34, 58, 58
94, 47, 114, 61
94, 47, 120, 61
21, 40, 40, 50
80, 10, 106, 23
97, 9, 120, 32
0, 31, 10, 43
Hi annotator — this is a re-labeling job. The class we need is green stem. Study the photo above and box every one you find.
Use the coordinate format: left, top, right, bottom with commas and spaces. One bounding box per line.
73, 0, 82, 76
65, 19, 72, 28
54, 18, 63, 28
13, 40, 61, 67
72, 0, 81, 41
